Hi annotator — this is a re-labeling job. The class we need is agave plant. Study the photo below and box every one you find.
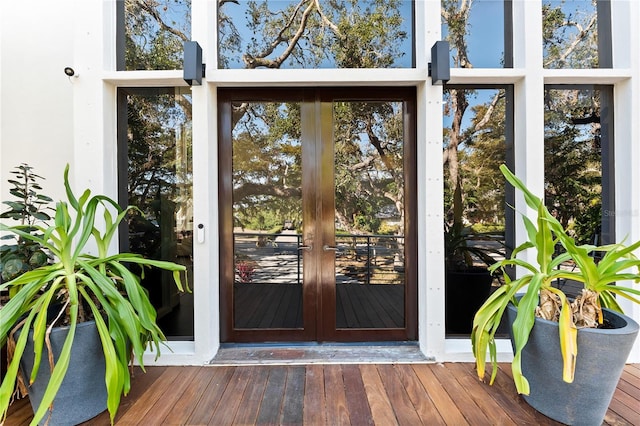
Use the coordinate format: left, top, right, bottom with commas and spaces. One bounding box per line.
0, 165, 188, 425
472, 164, 640, 395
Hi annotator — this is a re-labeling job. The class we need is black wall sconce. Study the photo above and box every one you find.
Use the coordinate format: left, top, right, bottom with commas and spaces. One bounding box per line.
428, 41, 450, 85
184, 41, 205, 86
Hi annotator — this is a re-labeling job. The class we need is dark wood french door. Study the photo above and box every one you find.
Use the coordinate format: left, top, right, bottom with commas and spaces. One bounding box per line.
219, 87, 416, 343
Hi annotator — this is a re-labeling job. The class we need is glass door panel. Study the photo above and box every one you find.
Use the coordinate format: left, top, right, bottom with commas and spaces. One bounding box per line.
331, 101, 406, 329
231, 101, 304, 329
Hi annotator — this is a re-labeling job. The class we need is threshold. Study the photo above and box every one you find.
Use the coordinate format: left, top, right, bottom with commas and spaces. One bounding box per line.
208, 342, 433, 365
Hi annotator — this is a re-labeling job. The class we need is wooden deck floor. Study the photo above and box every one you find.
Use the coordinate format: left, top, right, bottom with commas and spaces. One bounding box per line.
5, 363, 640, 425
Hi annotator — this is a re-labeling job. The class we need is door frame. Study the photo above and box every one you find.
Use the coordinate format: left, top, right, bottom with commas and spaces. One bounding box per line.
218, 87, 417, 343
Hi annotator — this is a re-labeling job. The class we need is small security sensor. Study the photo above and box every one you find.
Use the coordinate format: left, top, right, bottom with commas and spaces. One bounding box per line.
64, 67, 76, 77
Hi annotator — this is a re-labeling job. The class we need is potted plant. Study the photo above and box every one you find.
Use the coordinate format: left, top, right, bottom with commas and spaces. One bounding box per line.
0, 165, 188, 425
444, 220, 502, 334
0, 164, 53, 284
472, 164, 640, 425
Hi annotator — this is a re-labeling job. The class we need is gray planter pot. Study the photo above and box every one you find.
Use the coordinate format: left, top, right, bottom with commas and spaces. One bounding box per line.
18, 320, 107, 426
506, 303, 639, 426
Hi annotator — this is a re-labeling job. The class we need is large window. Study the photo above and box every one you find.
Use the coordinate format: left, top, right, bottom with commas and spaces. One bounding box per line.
443, 86, 513, 335
118, 87, 194, 340
217, 0, 415, 69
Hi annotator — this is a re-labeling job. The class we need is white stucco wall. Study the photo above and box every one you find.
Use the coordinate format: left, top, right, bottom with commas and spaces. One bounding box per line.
1, 1, 75, 203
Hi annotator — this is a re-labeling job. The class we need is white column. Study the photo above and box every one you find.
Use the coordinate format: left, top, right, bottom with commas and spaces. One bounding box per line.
419, 0, 446, 360
612, 0, 640, 363
513, 0, 545, 256
190, 0, 221, 364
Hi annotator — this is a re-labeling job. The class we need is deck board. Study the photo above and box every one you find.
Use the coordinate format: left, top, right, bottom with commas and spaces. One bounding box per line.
376, 364, 423, 426
302, 364, 326, 425
232, 366, 269, 426
323, 365, 350, 425
185, 366, 234, 424
256, 366, 288, 424
411, 364, 470, 425
394, 363, 445, 425
359, 364, 399, 426
341, 364, 375, 425
5, 363, 639, 425
281, 366, 305, 424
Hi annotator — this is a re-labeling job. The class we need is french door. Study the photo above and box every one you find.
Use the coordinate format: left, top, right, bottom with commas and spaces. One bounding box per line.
219, 88, 416, 342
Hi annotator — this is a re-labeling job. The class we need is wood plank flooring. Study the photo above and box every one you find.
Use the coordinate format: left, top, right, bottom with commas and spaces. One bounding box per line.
5, 363, 640, 425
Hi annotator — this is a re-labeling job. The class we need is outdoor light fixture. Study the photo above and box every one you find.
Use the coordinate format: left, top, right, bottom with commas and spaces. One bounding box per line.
429, 41, 450, 85
183, 41, 205, 86
64, 67, 77, 78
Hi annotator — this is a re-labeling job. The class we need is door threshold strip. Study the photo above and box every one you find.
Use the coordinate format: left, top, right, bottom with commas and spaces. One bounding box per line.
208, 343, 433, 365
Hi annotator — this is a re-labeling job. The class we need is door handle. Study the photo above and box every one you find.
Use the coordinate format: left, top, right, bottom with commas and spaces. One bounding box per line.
297, 245, 312, 251
323, 245, 338, 252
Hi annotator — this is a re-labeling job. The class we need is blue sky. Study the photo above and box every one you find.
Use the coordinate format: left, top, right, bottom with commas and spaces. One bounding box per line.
446, 0, 506, 68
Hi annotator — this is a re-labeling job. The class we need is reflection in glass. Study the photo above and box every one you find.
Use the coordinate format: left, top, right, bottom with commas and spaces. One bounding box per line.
543, 0, 599, 69
544, 87, 604, 247
124, 88, 194, 340
123, 0, 191, 70
218, 0, 414, 69
232, 102, 304, 329
443, 88, 507, 335
333, 101, 405, 329
442, 0, 507, 68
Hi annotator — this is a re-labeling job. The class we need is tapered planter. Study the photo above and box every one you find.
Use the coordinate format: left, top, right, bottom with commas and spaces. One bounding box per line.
18, 321, 107, 426
506, 303, 639, 426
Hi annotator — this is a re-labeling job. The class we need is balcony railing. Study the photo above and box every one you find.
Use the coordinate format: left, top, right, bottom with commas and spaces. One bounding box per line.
234, 232, 405, 285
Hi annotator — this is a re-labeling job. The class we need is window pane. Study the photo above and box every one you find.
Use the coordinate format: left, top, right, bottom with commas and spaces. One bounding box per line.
333, 101, 406, 329
231, 101, 304, 329
217, 0, 414, 69
443, 87, 509, 335
123, 0, 191, 70
543, 0, 601, 69
544, 86, 613, 251
442, 0, 508, 68
122, 87, 194, 340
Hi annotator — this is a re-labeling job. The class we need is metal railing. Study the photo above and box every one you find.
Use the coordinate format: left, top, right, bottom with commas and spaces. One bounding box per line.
233, 232, 405, 285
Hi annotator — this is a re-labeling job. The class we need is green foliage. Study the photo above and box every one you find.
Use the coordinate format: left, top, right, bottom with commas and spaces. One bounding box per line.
544, 88, 602, 244
0, 165, 188, 425
472, 165, 640, 396
377, 222, 400, 235
230, 98, 404, 236
232, 102, 303, 232
0, 164, 53, 283
470, 223, 504, 234
333, 101, 404, 234
443, 88, 508, 254
222, 0, 409, 69
125, 89, 193, 263
124, 0, 190, 71
333, 0, 406, 68
542, 0, 599, 68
